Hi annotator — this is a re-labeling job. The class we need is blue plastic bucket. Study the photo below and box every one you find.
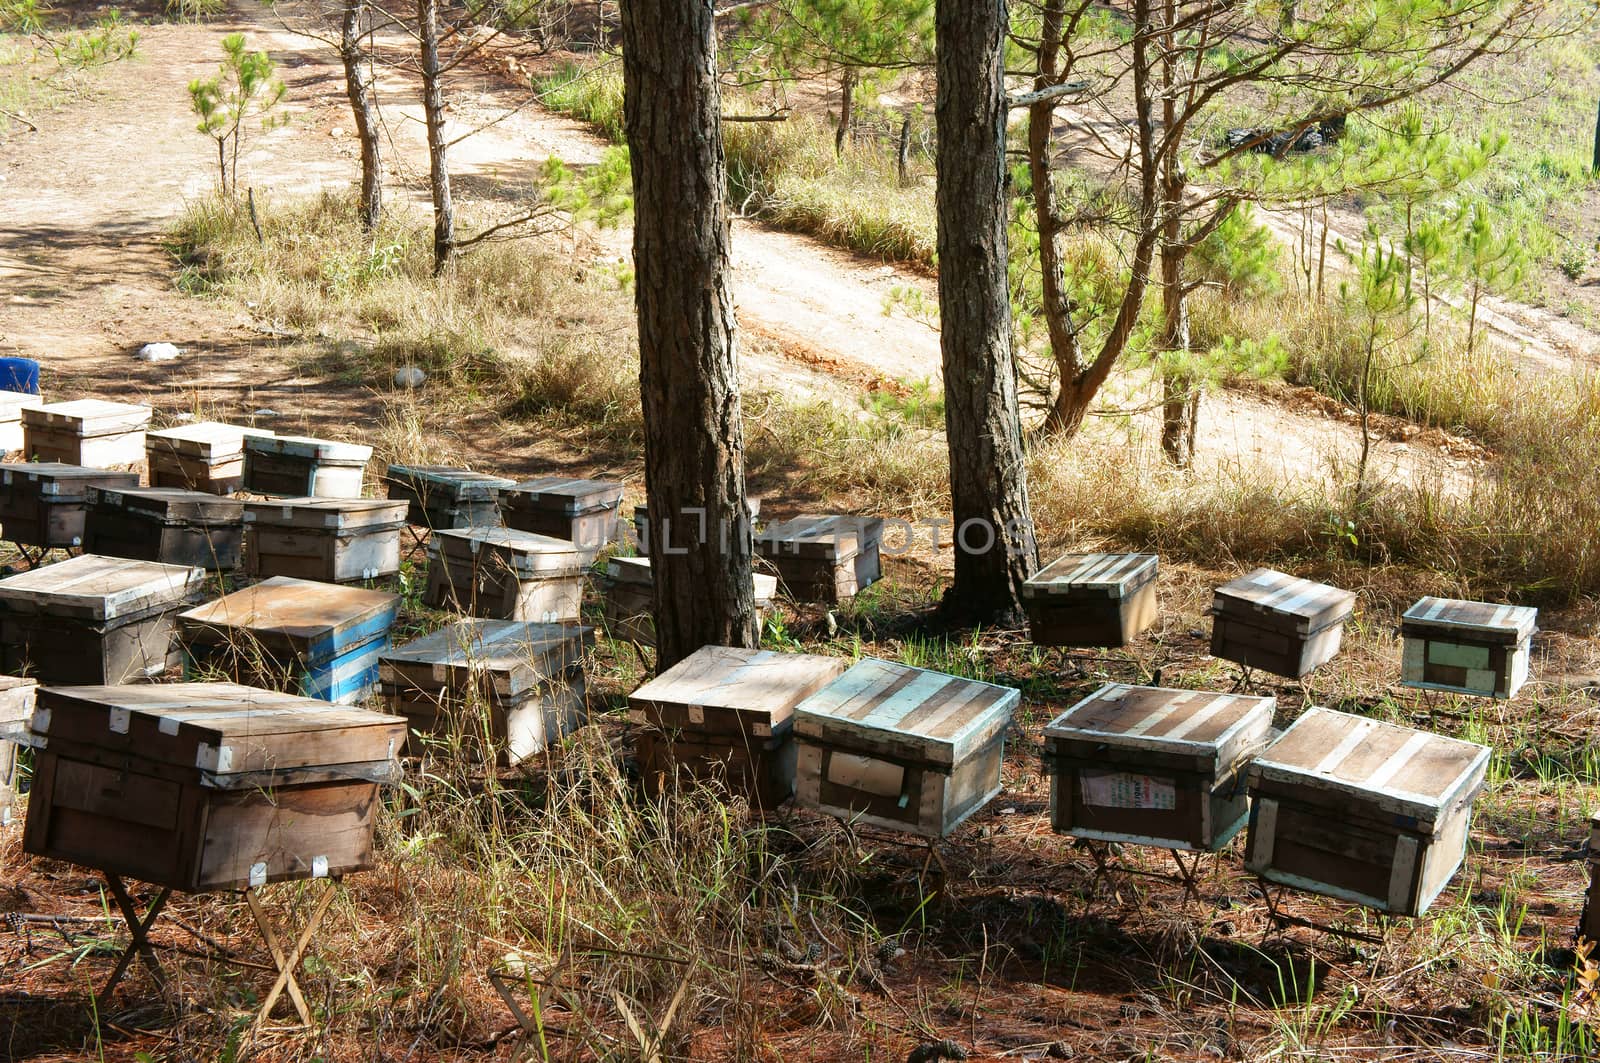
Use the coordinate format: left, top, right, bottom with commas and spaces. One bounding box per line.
0, 358, 40, 395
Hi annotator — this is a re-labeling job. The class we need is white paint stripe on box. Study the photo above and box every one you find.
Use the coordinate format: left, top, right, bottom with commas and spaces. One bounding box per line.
1312, 719, 1377, 776
1124, 698, 1184, 738
904, 680, 990, 738
1422, 597, 1449, 621
1162, 694, 1238, 742
861, 670, 961, 729
1361, 731, 1433, 791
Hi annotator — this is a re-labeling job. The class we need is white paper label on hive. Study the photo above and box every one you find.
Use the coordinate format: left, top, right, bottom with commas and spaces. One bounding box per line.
312, 855, 329, 879
1081, 770, 1175, 809
250, 862, 268, 888
108, 708, 130, 734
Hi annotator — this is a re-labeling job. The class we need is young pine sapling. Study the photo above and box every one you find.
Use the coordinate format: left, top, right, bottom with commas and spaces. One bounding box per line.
189, 33, 286, 199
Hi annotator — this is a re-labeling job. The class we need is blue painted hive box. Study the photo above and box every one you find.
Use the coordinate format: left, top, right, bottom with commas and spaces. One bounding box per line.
177, 576, 398, 704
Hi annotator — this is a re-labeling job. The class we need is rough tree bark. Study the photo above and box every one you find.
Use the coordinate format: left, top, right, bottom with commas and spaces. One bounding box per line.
621, 0, 758, 668
341, 0, 383, 231
1156, 0, 1197, 468
419, 0, 454, 274
934, 0, 1038, 624
835, 66, 855, 156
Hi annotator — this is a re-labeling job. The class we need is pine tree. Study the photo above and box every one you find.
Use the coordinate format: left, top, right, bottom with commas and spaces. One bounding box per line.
188, 33, 285, 199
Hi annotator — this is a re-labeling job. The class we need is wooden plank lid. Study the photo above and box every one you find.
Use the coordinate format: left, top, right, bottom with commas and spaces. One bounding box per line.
605, 556, 776, 603
23, 399, 152, 436
430, 526, 593, 575
628, 646, 849, 733
88, 486, 245, 524
501, 476, 626, 515
0, 554, 206, 621
1043, 683, 1273, 768
793, 658, 1018, 768
1213, 568, 1356, 634
242, 497, 409, 531
384, 464, 515, 504
245, 434, 373, 464
1401, 596, 1536, 644
178, 576, 398, 656
147, 421, 274, 460
756, 515, 886, 561
1247, 706, 1490, 831
1024, 552, 1157, 599
0, 463, 141, 498
0, 392, 45, 421
380, 619, 593, 698
31, 682, 405, 783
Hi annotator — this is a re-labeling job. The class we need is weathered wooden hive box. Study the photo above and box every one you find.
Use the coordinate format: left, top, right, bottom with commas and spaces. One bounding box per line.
1244, 705, 1490, 917
22, 682, 405, 892
1042, 684, 1274, 851
603, 556, 778, 646
383, 464, 514, 530
756, 515, 886, 604
243, 434, 371, 498
0, 463, 141, 550
629, 646, 849, 808
1400, 597, 1537, 700
0, 676, 38, 827
500, 477, 625, 549
179, 576, 399, 704
0, 391, 46, 454
85, 486, 247, 572
632, 497, 760, 556
22, 400, 152, 469
243, 497, 408, 584
380, 620, 593, 764
147, 421, 274, 494
793, 658, 1018, 838
425, 527, 591, 622
0, 554, 206, 684
1211, 568, 1356, 678
1023, 552, 1159, 648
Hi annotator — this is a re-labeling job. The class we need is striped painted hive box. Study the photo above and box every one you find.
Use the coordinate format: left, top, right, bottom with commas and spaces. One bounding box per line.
243, 498, 409, 584
1042, 684, 1274, 852
85, 486, 246, 572
1211, 568, 1356, 678
22, 399, 152, 469
603, 556, 778, 647
499, 477, 625, 550
793, 658, 1019, 839
178, 576, 399, 704
0, 554, 206, 685
426, 527, 591, 622
146, 421, 275, 494
756, 514, 885, 604
0, 676, 38, 827
1023, 552, 1159, 648
380, 620, 594, 764
628, 646, 850, 809
1244, 706, 1490, 917
632, 497, 760, 557
0, 462, 140, 550
383, 464, 514, 530
243, 434, 372, 498
23, 682, 405, 893
1401, 597, 1537, 700
0, 391, 46, 454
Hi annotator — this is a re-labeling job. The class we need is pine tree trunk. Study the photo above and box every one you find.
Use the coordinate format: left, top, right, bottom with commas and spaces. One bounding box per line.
935, 0, 1038, 624
1156, 0, 1197, 469
835, 66, 855, 156
897, 114, 911, 184
621, 0, 758, 669
419, 0, 454, 275
341, 0, 383, 232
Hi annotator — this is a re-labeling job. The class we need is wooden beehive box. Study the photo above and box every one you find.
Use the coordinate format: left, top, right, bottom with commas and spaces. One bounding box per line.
146, 421, 274, 494
633, 497, 760, 556
756, 515, 885, 603
425, 527, 591, 622
243, 434, 371, 498
0, 554, 206, 684
243, 498, 408, 584
178, 576, 399, 704
381, 620, 594, 764
1023, 552, 1159, 648
603, 556, 778, 647
499, 477, 624, 549
85, 486, 246, 572
793, 658, 1018, 838
1401, 597, 1537, 700
1211, 568, 1356, 678
0, 462, 141, 550
23, 683, 405, 892
0, 676, 38, 827
22, 400, 152, 468
383, 464, 514, 530
0, 391, 46, 454
1042, 684, 1274, 852
1244, 706, 1490, 917
628, 646, 849, 808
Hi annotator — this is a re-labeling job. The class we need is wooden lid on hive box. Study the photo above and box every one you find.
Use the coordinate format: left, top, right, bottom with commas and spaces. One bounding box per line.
381, 620, 593, 699
245, 434, 372, 464
1247, 706, 1490, 833
0, 554, 205, 622
606, 555, 777, 603
1401, 597, 1537, 644
179, 576, 398, 657
0, 392, 45, 420
1043, 683, 1273, 770
1025, 553, 1157, 599
243, 497, 409, 532
429, 527, 593, 575
629, 646, 849, 736
0, 463, 141, 499
147, 421, 274, 460
88, 486, 245, 526
501, 477, 625, 516
384, 464, 516, 504
30, 682, 405, 786
1213, 568, 1355, 634
757, 515, 886, 560
23, 400, 152, 437
793, 658, 1019, 768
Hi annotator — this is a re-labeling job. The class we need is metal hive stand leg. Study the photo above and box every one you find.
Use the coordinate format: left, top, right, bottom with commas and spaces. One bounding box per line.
1077, 840, 1125, 905
100, 873, 173, 1000
1169, 849, 1206, 904
247, 879, 339, 1030
1255, 876, 1386, 946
